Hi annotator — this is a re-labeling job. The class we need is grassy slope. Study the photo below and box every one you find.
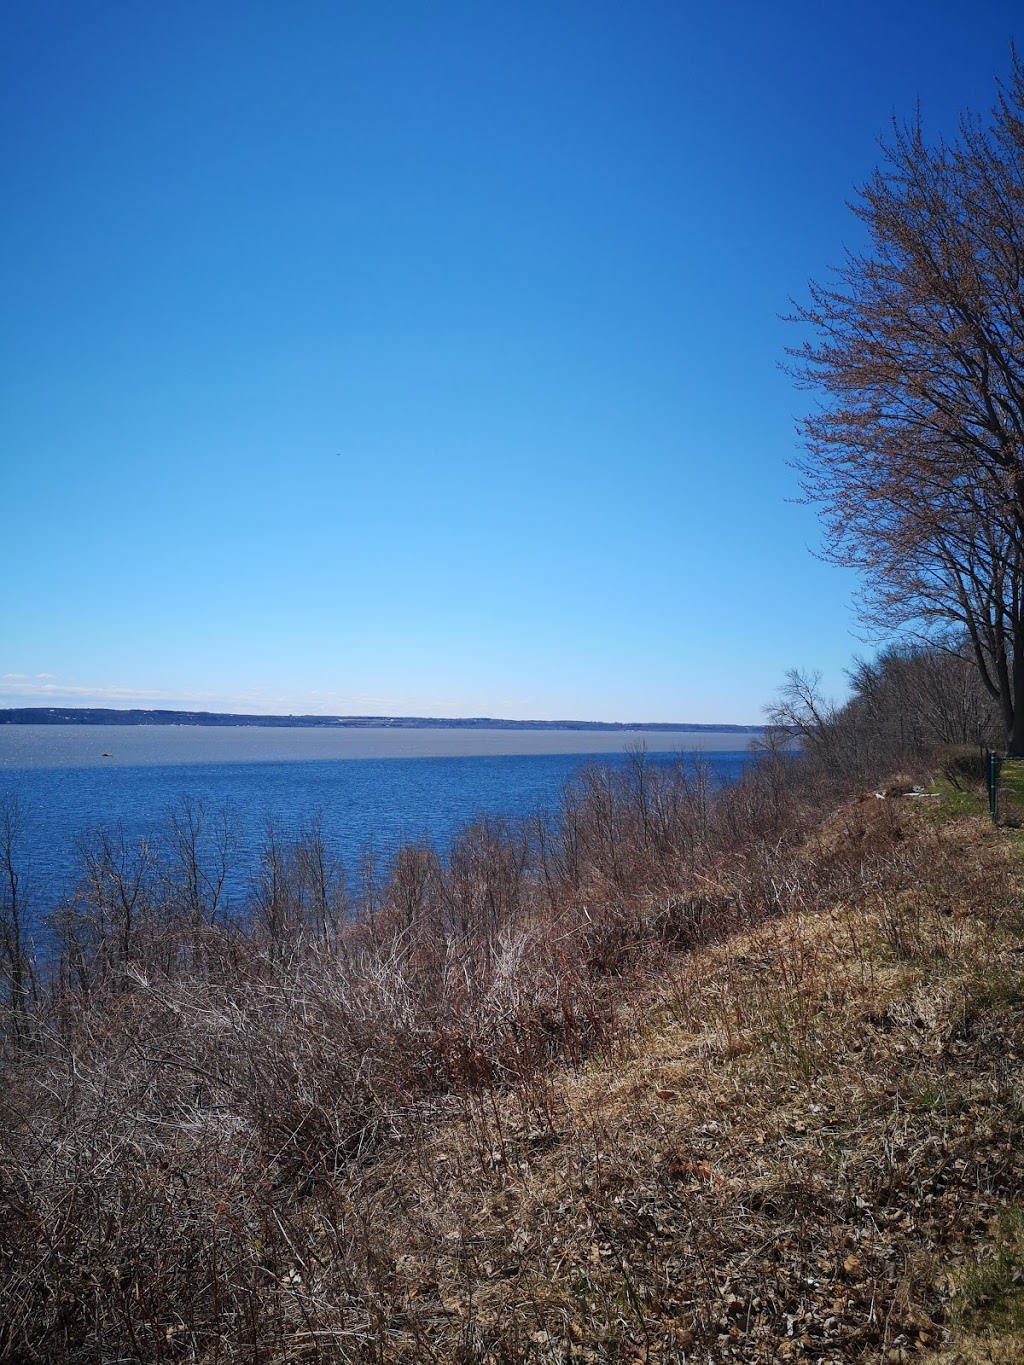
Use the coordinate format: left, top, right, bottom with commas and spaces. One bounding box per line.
5, 778, 1024, 1362
302, 789, 1024, 1362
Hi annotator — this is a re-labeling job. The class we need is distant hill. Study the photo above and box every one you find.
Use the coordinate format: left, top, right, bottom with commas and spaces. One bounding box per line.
0, 707, 762, 733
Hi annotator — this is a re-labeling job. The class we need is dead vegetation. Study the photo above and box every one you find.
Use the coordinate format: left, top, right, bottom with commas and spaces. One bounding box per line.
2, 684, 1024, 1360
265, 798, 1024, 1364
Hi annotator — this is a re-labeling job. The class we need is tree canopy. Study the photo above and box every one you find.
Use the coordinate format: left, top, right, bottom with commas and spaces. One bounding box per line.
789, 54, 1024, 752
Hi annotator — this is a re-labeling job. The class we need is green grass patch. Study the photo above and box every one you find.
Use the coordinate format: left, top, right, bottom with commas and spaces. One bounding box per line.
923, 775, 985, 821
952, 1205, 1024, 1334
1002, 759, 1024, 799
962, 965, 1024, 1017
1002, 759, 1024, 826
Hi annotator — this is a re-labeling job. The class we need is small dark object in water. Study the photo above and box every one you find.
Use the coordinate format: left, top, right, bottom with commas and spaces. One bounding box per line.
101, 752, 112, 758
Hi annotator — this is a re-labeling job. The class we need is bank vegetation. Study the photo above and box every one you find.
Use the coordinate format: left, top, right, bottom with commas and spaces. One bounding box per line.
2, 645, 1024, 1362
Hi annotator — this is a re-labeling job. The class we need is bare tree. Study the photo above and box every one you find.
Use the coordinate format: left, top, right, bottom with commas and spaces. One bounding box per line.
251, 817, 346, 951
765, 642, 1000, 791
846, 642, 999, 750
250, 818, 297, 952
294, 814, 347, 941
166, 797, 234, 928
789, 54, 1024, 752
50, 824, 158, 996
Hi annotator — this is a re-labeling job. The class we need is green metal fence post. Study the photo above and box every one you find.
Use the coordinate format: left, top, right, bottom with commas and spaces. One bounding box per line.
988, 751, 1002, 824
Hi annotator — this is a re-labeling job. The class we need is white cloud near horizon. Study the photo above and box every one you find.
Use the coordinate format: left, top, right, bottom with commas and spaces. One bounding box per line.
0, 676, 472, 716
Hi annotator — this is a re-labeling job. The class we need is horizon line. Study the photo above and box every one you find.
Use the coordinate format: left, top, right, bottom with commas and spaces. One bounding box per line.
0, 705, 765, 732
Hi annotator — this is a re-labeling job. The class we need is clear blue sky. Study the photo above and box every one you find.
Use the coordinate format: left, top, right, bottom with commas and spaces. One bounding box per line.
2, 1, 1020, 722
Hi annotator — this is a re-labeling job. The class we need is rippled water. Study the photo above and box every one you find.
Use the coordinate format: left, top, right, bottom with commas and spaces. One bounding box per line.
0, 726, 759, 915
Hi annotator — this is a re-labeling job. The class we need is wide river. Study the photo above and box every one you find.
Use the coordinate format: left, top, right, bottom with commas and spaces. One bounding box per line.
0, 725, 759, 916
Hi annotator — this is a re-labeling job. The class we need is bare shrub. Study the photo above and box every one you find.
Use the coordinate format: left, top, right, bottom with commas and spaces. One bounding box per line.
0, 794, 32, 1038
940, 743, 988, 792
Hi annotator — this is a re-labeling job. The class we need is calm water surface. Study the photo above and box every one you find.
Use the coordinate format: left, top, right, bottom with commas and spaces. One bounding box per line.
0, 726, 759, 915
0, 724, 758, 766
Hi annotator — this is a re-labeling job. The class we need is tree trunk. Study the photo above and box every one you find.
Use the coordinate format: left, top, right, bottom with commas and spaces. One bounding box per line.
1008, 637, 1024, 757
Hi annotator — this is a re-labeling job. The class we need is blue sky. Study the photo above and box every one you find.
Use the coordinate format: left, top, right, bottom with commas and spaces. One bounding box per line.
2, 1, 1021, 722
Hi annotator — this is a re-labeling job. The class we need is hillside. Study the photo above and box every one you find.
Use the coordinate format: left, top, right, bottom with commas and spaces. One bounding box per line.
350, 790, 1024, 1362
3, 759, 1024, 1361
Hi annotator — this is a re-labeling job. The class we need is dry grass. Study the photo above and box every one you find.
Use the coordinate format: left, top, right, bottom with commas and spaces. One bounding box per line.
289, 801, 1024, 1363
3, 776, 1024, 1361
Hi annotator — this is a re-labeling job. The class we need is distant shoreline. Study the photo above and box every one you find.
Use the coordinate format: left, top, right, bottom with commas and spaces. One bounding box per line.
0, 706, 762, 733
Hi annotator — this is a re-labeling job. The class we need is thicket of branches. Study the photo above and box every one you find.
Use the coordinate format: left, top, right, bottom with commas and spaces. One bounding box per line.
0, 646, 993, 1359
764, 639, 1000, 786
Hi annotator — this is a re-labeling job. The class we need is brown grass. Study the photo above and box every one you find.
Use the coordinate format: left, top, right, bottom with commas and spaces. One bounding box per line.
285, 801, 1024, 1362
3, 765, 1024, 1361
